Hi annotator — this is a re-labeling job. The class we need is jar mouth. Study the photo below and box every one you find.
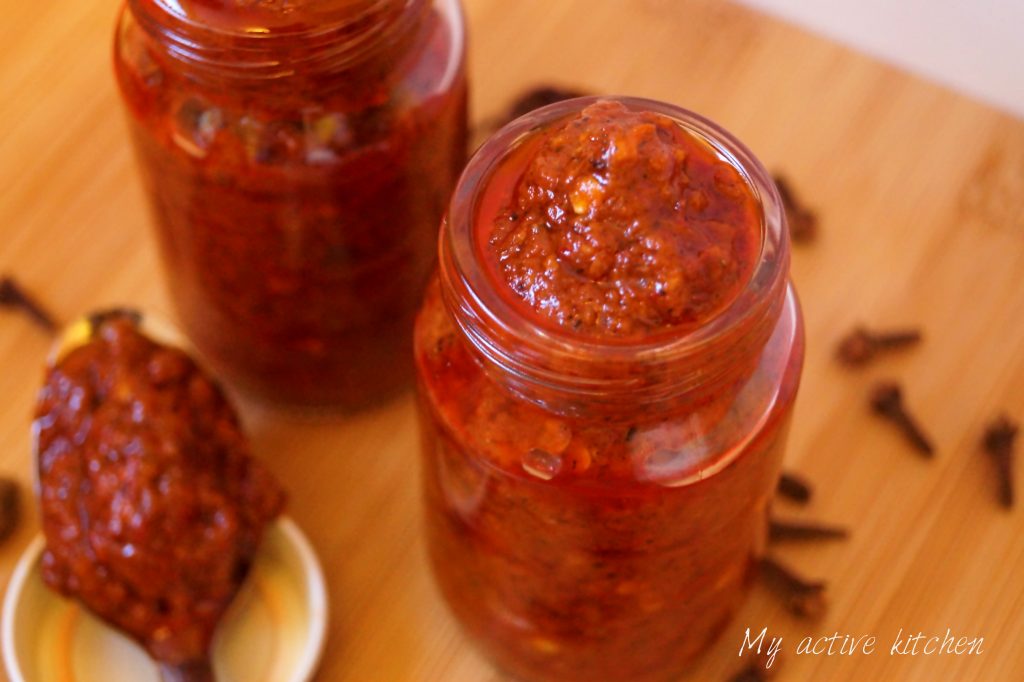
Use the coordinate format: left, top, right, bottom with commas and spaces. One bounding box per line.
129, 0, 427, 80
440, 96, 790, 405
145, 0, 406, 38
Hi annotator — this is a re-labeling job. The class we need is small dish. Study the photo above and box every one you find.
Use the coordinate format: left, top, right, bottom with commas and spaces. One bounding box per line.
2, 517, 327, 682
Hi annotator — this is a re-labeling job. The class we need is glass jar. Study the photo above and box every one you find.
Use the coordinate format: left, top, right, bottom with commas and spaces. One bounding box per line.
114, 0, 467, 409
413, 97, 805, 682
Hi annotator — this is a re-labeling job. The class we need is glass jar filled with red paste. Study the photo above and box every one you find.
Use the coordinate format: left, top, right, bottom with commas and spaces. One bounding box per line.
414, 97, 804, 681
114, 0, 467, 408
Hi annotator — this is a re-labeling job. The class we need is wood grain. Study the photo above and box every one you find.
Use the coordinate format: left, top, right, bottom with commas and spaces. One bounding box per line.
1, 0, 1022, 680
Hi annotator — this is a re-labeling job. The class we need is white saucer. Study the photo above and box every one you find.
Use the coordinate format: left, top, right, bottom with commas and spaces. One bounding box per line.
2, 517, 327, 682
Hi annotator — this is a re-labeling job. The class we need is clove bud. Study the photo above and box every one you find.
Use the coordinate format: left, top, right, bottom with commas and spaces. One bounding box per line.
769, 518, 849, 543
729, 649, 779, 682
0, 275, 57, 332
870, 382, 935, 457
0, 477, 20, 544
981, 415, 1018, 508
773, 175, 818, 243
837, 326, 922, 366
776, 471, 813, 503
759, 556, 828, 619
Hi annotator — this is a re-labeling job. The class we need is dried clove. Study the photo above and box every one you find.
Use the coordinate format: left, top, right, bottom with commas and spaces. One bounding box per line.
981, 416, 1017, 508
729, 667, 763, 682
776, 471, 812, 503
0, 477, 20, 544
773, 175, 818, 243
729, 649, 779, 682
0, 275, 57, 332
476, 85, 591, 144
729, 665, 765, 682
504, 85, 590, 123
836, 326, 922, 366
870, 381, 935, 457
759, 556, 828, 619
770, 518, 849, 543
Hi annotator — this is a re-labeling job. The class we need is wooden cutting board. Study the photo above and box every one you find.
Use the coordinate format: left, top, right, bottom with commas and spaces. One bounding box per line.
1, 0, 1022, 680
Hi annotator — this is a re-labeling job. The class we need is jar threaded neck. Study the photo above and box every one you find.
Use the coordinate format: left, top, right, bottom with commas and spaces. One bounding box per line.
127, 0, 426, 83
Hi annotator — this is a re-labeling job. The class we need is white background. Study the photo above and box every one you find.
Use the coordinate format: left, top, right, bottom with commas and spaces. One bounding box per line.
737, 0, 1024, 118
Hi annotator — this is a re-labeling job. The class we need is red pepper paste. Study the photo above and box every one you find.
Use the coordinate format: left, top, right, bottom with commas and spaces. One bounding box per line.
484, 101, 760, 338
114, 0, 467, 408
35, 314, 285, 669
415, 99, 804, 681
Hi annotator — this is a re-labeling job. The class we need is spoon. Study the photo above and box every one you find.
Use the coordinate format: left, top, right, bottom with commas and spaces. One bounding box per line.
158, 661, 216, 682
32, 308, 285, 682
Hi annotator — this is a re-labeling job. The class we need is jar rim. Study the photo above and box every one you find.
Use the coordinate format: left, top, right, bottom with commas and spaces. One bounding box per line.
439, 95, 791, 405
127, 0, 429, 80
136, 0, 407, 38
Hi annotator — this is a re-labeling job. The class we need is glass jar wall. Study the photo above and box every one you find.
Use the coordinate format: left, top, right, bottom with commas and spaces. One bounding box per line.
115, 0, 467, 409
414, 97, 804, 682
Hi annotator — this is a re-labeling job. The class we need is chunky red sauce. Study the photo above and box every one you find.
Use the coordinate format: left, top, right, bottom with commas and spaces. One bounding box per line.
115, 0, 467, 407
482, 101, 761, 339
415, 100, 804, 681
35, 315, 285, 668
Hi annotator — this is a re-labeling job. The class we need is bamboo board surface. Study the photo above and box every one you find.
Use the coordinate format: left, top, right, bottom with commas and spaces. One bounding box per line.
1, 0, 1023, 680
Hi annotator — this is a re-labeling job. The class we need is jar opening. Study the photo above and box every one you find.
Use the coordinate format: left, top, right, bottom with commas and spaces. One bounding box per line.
129, 0, 426, 81
439, 96, 790, 411
146, 0, 406, 36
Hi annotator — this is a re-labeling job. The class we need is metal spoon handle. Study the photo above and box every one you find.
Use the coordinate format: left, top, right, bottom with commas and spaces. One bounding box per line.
158, 661, 215, 682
